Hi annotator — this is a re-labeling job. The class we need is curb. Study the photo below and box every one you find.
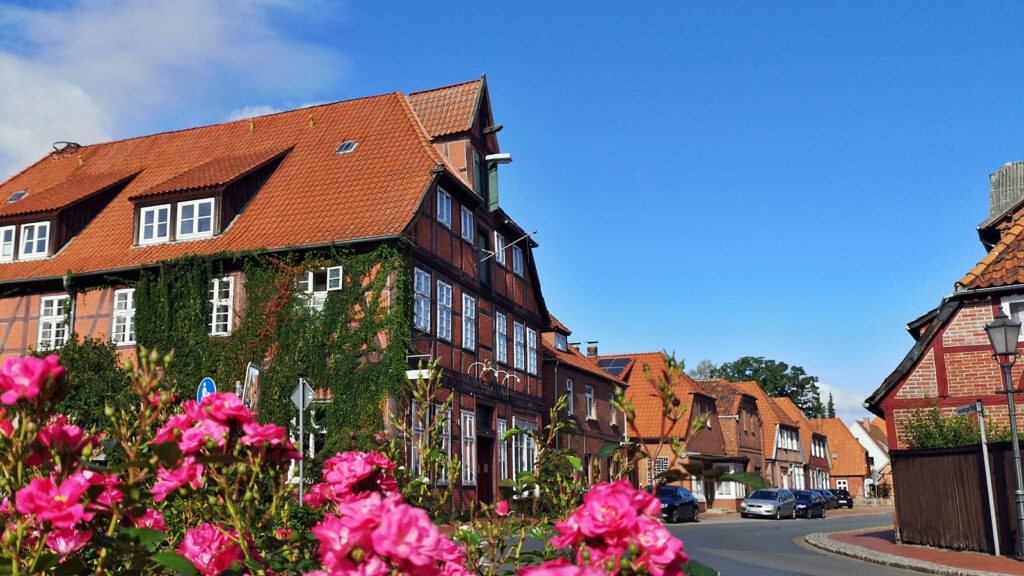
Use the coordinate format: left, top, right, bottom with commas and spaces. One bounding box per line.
804, 533, 1015, 576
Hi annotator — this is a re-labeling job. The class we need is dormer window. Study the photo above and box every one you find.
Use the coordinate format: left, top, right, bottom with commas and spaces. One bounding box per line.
139, 205, 170, 244
298, 266, 343, 311
19, 222, 49, 260
0, 226, 14, 262
555, 333, 568, 352
177, 198, 215, 240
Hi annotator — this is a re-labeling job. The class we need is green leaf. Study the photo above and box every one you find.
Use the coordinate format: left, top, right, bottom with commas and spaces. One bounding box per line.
565, 455, 582, 472
32, 554, 62, 574
660, 468, 686, 484
683, 559, 720, 576
152, 552, 199, 576
53, 558, 88, 576
502, 427, 521, 442
596, 442, 620, 459
718, 472, 768, 489
117, 527, 167, 552
152, 441, 182, 466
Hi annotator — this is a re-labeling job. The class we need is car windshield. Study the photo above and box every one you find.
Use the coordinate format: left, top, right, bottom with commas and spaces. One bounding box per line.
793, 490, 813, 498
748, 490, 778, 500
656, 488, 678, 497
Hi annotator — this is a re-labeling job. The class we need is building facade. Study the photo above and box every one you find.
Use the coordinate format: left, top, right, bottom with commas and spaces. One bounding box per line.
812, 418, 869, 496
773, 397, 831, 491
0, 76, 547, 508
731, 381, 806, 489
694, 378, 765, 510
540, 316, 625, 483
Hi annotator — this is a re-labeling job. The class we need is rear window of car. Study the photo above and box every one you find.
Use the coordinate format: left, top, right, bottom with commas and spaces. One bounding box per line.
656, 488, 677, 497
748, 489, 778, 499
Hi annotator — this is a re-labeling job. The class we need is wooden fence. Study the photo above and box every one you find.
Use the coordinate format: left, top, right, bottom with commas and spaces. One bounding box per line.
892, 441, 1019, 554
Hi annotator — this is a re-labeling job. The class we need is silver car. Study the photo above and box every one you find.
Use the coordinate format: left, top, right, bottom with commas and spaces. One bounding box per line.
740, 488, 797, 520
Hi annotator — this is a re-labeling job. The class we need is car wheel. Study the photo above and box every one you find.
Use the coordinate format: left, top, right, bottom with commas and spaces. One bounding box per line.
790, 507, 797, 520
691, 505, 699, 522
670, 507, 682, 524
848, 503, 854, 509
740, 513, 748, 519
821, 507, 827, 518
774, 509, 781, 520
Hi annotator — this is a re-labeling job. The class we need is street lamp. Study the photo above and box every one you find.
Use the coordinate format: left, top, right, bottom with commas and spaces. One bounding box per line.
986, 310, 1024, 559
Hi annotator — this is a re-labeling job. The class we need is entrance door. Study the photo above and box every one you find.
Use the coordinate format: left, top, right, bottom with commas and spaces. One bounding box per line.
477, 437, 495, 504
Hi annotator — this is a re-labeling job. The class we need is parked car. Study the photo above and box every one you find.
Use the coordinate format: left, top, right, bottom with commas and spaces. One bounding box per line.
834, 488, 854, 508
792, 490, 826, 518
740, 488, 796, 520
819, 489, 838, 509
650, 485, 700, 523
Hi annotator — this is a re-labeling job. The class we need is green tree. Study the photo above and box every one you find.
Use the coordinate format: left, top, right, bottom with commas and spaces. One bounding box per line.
687, 358, 717, 379
827, 392, 836, 418
902, 405, 1009, 448
711, 356, 822, 417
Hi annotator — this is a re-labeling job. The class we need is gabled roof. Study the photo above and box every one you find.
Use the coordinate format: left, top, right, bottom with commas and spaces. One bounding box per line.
548, 314, 571, 335
731, 380, 798, 459
130, 147, 291, 200
694, 378, 751, 414
774, 396, 827, 466
957, 220, 1024, 289
0, 170, 138, 218
598, 352, 705, 439
812, 418, 867, 477
407, 78, 485, 138
871, 417, 888, 442
541, 334, 626, 386
0, 89, 452, 283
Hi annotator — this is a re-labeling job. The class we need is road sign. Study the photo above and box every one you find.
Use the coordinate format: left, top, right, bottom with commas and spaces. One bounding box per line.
290, 378, 315, 411
197, 377, 216, 403
956, 403, 980, 416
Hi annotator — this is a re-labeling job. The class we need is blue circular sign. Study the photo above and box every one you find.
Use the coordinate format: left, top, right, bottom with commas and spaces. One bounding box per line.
197, 377, 216, 402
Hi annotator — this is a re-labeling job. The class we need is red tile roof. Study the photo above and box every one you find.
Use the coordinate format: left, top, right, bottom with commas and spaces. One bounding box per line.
773, 396, 828, 465
407, 79, 483, 138
598, 352, 702, 440
548, 314, 571, 335
958, 221, 1024, 289
541, 334, 625, 385
694, 378, 747, 414
0, 90, 451, 283
0, 170, 139, 218
812, 418, 867, 477
731, 380, 798, 459
130, 147, 291, 200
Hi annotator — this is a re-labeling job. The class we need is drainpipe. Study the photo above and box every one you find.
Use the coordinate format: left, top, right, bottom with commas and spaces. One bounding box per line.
552, 358, 560, 450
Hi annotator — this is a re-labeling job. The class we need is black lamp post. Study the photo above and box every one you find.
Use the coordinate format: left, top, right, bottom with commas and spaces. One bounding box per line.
986, 310, 1024, 559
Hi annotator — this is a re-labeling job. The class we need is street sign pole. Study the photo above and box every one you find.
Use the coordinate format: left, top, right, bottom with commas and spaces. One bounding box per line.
977, 401, 1001, 557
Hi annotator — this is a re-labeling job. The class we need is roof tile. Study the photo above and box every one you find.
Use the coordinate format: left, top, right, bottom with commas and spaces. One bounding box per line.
406, 79, 483, 138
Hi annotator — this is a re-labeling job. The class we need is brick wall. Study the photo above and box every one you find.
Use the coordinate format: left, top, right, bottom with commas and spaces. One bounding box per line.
941, 303, 994, 347
944, 350, 1012, 397
895, 348, 938, 399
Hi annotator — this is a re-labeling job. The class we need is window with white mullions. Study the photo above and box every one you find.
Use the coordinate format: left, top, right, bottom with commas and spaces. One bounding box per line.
177, 198, 215, 239
209, 277, 234, 336
460, 206, 474, 243
298, 266, 343, 311
0, 226, 14, 262
437, 281, 453, 342
38, 295, 71, 350
461, 411, 476, 486
410, 400, 425, 476
437, 188, 452, 228
497, 418, 509, 480
565, 379, 574, 415
495, 312, 508, 364
139, 205, 170, 245
512, 245, 524, 276
413, 269, 431, 332
19, 222, 49, 259
526, 328, 537, 374
435, 404, 452, 484
494, 233, 506, 265
111, 289, 136, 345
462, 294, 476, 350
585, 385, 596, 420
513, 321, 524, 370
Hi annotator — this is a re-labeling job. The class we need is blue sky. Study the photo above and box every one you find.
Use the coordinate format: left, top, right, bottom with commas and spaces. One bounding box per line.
1, 1, 1022, 422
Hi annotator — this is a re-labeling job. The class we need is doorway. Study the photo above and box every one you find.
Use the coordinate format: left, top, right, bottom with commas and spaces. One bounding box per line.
477, 437, 494, 504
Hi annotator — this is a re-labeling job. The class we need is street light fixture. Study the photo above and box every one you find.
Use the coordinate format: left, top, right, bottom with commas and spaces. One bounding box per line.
986, 310, 1024, 559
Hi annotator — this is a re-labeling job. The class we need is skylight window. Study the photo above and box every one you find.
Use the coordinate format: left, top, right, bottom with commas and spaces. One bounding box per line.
335, 141, 358, 155
6, 191, 27, 203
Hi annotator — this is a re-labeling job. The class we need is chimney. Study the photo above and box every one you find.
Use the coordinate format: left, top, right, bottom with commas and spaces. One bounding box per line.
989, 161, 1024, 219
586, 341, 598, 357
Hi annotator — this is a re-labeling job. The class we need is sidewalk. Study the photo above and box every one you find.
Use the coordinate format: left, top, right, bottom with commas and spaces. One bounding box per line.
805, 527, 1024, 576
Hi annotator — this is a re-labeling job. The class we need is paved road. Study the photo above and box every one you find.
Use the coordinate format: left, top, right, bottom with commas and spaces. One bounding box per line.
668, 512, 922, 576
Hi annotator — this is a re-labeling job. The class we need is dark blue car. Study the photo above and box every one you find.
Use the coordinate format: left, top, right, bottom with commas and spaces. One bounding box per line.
651, 485, 700, 523
793, 490, 826, 518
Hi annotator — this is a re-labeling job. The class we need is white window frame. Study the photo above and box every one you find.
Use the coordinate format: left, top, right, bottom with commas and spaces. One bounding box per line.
299, 266, 343, 311
435, 404, 452, 484
461, 294, 476, 350
565, 379, 574, 415
410, 400, 425, 477
436, 281, 453, 342
526, 328, 537, 374
19, 222, 49, 260
0, 225, 14, 262
513, 321, 525, 370
691, 472, 706, 501
610, 389, 618, 426
554, 333, 568, 352
494, 233, 506, 266
437, 188, 452, 228
413, 268, 431, 332
585, 385, 596, 420
495, 312, 508, 364
714, 463, 745, 498
1001, 294, 1024, 340
461, 411, 476, 486
512, 245, 524, 276
512, 418, 538, 476
209, 277, 234, 336
111, 288, 136, 345
836, 479, 848, 491
460, 206, 474, 243
38, 295, 70, 350
176, 198, 215, 240
497, 418, 509, 480
139, 205, 170, 245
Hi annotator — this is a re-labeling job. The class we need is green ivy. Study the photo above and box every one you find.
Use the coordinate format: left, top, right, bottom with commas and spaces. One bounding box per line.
61, 243, 411, 462
51, 336, 132, 431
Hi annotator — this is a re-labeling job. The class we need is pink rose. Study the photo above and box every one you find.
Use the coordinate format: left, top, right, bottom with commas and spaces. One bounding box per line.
520, 558, 606, 576
198, 393, 253, 424
152, 414, 192, 444
132, 509, 168, 531
311, 514, 371, 573
152, 456, 204, 502
0, 355, 64, 405
495, 500, 509, 517
178, 419, 230, 453
372, 502, 456, 568
177, 523, 244, 576
241, 422, 288, 447
15, 474, 91, 528
45, 527, 92, 558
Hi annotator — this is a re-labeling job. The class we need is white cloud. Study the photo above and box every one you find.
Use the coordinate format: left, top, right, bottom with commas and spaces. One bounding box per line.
819, 382, 873, 425
225, 105, 283, 122
0, 0, 346, 179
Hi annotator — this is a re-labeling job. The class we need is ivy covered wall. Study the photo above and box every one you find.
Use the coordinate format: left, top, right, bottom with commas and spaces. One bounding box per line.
60, 243, 411, 457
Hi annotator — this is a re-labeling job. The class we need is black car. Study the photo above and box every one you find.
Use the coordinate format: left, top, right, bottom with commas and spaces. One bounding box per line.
833, 488, 854, 508
792, 490, 826, 518
819, 489, 838, 509
651, 486, 700, 523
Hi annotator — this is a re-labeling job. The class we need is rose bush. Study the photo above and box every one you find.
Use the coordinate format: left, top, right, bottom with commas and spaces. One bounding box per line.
0, 351, 695, 575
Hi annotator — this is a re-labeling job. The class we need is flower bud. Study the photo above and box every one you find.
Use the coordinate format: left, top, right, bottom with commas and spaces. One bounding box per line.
81, 443, 93, 459
104, 404, 115, 417
149, 348, 160, 365
628, 542, 640, 556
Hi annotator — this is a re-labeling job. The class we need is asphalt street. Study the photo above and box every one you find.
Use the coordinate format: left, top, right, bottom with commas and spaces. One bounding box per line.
668, 512, 921, 576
